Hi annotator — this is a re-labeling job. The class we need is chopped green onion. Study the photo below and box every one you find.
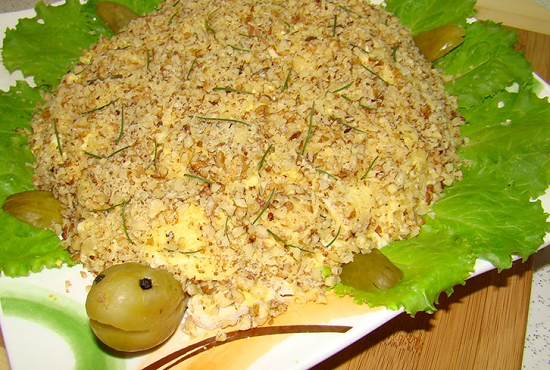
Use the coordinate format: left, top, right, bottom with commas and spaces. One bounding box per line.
325, 225, 342, 248
258, 144, 273, 172
361, 155, 379, 179
252, 188, 275, 224
184, 173, 212, 184
301, 102, 316, 156
267, 229, 315, 254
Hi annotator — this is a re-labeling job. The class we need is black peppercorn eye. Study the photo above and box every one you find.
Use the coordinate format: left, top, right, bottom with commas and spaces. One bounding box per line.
139, 277, 153, 290
93, 274, 106, 285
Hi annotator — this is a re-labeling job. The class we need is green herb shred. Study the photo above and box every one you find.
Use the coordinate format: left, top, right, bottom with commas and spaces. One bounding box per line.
258, 144, 273, 172
267, 229, 315, 254
53, 120, 63, 157
184, 173, 212, 184
361, 155, 379, 179
325, 226, 342, 248
301, 101, 316, 156
205, 8, 218, 33
115, 105, 124, 144
281, 67, 292, 93
252, 188, 276, 224
81, 98, 119, 115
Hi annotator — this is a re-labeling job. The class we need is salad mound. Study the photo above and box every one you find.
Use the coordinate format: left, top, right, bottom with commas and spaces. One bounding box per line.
0, 0, 549, 317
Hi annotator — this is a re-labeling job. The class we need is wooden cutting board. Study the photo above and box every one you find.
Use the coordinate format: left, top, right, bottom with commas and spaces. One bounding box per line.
312, 25, 550, 370
1, 2, 549, 370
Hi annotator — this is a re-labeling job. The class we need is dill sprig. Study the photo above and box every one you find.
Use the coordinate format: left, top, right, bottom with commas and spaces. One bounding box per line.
391, 44, 400, 61
115, 105, 124, 144
228, 44, 251, 52
145, 47, 151, 70
340, 94, 354, 102
267, 229, 315, 254
362, 64, 389, 85
252, 188, 276, 224
81, 98, 119, 115
224, 215, 231, 245
88, 200, 127, 213
258, 143, 273, 172
213, 87, 253, 94
205, 9, 218, 33
349, 43, 369, 54
53, 120, 63, 157
330, 116, 366, 133
164, 248, 203, 254
152, 138, 158, 168
332, 15, 337, 37
189, 115, 250, 126
361, 155, 379, 179
186, 58, 196, 79
281, 67, 292, 93
168, 12, 178, 26
329, 82, 352, 94
121, 198, 133, 244
339, 5, 363, 18
84, 145, 131, 159
301, 102, 316, 156
184, 173, 212, 184
316, 168, 338, 181
325, 225, 342, 248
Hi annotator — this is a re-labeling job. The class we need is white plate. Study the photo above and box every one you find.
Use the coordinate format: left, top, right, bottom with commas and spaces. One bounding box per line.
0, 5, 549, 370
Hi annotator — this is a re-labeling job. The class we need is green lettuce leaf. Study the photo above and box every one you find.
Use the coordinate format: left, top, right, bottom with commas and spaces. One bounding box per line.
1, 0, 163, 89
385, 0, 477, 34
436, 21, 533, 108
335, 226, 474, 314
460, 87, 550, 197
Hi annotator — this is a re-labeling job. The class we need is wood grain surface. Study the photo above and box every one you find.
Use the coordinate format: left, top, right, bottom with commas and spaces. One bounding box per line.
1, 4, 549, 370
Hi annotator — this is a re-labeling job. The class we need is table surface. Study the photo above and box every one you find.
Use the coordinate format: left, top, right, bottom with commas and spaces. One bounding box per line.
0, 1, 549, 370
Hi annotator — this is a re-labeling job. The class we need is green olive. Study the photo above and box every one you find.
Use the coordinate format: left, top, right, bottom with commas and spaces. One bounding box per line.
413, 24, 466, 62
2, 190, 63, 234
96, 1, 139, 34
85, 263, 188, 352
339, 249, 403, 292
